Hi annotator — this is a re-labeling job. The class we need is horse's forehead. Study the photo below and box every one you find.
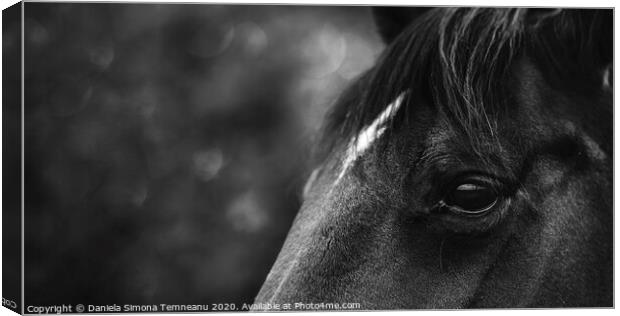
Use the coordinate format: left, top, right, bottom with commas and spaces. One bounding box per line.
512, 58, 549, 110
510, 58, 569, 118
494, 58, 609, 167
332, 58, 606, 183
405, 59, 603, 167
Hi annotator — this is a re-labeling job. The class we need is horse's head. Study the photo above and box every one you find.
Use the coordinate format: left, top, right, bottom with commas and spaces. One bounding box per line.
255, 8, 612, 308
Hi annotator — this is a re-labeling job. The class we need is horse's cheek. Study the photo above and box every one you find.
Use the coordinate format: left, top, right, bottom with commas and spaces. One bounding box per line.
530, 170, 612, 306
469, 161, 612, 307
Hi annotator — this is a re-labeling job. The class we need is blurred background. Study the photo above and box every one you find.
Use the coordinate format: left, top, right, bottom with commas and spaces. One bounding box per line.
19, 3, 383, 307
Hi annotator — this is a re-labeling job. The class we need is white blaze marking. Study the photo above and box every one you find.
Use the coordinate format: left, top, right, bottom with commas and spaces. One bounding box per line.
302, 167, 321, 198
334, 93, 406, 185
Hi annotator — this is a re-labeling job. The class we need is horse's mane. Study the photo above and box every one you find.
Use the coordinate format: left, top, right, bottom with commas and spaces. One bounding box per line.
316, 8, 611, 162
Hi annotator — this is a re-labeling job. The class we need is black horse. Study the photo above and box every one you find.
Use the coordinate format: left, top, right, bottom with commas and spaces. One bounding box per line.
255, 8, 612, 308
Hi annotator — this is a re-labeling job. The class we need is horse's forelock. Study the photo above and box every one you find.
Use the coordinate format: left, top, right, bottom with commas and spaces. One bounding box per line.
318, 8, 524, 164
317, 8, 611, 166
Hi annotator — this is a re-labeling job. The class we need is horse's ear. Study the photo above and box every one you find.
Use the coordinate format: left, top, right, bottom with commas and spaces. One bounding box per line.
372, 7, 431, 43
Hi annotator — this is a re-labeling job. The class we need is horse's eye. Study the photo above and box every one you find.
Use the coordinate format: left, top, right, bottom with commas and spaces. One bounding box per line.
444, 182, 498, 215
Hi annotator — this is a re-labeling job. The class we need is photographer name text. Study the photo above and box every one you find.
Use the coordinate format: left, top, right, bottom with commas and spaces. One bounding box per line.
25, 301, 361, 313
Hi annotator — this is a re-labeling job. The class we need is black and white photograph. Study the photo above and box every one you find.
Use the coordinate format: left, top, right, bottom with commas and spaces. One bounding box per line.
1, 1, 615, 313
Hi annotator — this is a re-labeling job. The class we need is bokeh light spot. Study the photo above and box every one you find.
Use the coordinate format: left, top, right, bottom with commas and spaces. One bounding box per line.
226, 190, 268, 233
26, 18, 50, 46
89, 45, 115, 70
299, 23, 347, 78
236, 21, 268, 56
193, 148, 225, 182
